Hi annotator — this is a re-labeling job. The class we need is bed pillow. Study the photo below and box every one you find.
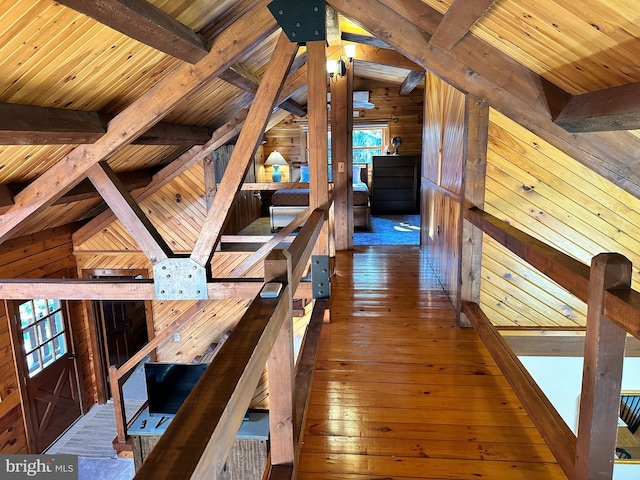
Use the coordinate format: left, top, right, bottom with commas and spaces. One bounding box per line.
299, 164, 310, 182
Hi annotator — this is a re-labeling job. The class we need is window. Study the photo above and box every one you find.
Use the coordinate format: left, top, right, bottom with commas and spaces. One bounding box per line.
352, 126, 387, 165
308, 124, 388, 171
18, 299, 68, 377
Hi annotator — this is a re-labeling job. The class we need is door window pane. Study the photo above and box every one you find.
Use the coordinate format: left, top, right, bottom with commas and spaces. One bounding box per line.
16, 299, 69, 378
53, 336, 67, 357
19, 302, 34, 328
41, 342, 54, 368
27, 351, 41, 376
51, 312, 64, 336
34, 299, 48, 320
37, 319, 52, 343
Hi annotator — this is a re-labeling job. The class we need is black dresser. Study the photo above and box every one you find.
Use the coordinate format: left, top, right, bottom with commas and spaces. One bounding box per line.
371, 155, 420, 214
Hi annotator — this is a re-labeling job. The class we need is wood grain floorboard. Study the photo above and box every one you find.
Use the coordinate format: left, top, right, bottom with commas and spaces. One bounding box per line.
297, 247, 567, 479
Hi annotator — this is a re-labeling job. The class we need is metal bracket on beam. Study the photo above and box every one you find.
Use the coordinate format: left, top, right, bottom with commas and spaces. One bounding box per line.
311, 255, 330, 299
153, 257, 208, 300
267, 0, 326, 43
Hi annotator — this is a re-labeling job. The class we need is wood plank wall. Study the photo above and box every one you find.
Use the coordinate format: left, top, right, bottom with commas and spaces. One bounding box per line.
73, 145, 270, 408
261, 84, 424, 182
482, 109, 640, 328
0, 225, 94, 454
421, 72, 466, 309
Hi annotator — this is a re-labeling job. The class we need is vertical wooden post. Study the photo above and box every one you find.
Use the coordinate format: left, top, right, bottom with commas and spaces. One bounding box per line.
110, 365, 127, 444
331, 56, 354, 251
307, 41, 329, 256
574, 253, 630, 479
265, 250, 295, 467
459, 96, 489, 327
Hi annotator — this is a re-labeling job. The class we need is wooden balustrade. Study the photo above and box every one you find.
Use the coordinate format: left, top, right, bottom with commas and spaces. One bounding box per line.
109, 209, 325, 450
132, 208, 327, 479
464, 206, 640, 479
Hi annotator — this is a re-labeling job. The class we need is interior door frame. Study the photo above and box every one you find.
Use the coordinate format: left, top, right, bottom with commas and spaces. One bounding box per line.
6, 298, 83, 453
82, 268, 154, 404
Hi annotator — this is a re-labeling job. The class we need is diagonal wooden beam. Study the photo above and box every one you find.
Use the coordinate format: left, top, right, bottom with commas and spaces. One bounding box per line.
73, 110, 248, 246
229, 208, 311, 278
429, 0, 497, 51
329, 0, 640, 197
341, 32, 390, 48
220, 63, 307, 117
191, 32, 299, 267
554, 81, 640, 132
0, 2, 278, 246
86, 161, 174, 264
73, 64, 306, 247
56, 0, 210, 63
399, 70, 426, 95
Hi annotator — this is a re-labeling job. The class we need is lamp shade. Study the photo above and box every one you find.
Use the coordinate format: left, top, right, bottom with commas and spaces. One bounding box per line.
264, 151, 288, 166
344, 44, 356, 60
265, 151, 287, 182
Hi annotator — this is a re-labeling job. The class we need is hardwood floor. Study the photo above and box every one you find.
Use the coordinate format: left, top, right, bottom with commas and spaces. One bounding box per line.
298, 246, 567, 479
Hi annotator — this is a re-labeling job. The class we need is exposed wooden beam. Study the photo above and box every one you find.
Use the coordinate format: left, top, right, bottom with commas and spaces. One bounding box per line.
134, 121, 211, 145
466, 207, 640, 340
191, 32, 299, 267
0, 170, 152, 214
86, 161, 174, 264
329, 0, 640, 199
218, 64, 262, 94
554, 81, 640, 132
459, 96, 489, 327
0, 3, 278, 245
502, 330, 640, 357
0, 276, 313, 300
307, 41, 330, 257
464, 302, 576, 479
56, 0, 210, 64
575, 254, 629, 479
341, 32, 390, 48
0, 103, 104, 144
220, 63, 307, 117
430, 0, 497, 51
347, 43, 423, 71
399, 70, 426, 95
73, 110, 248, 246
278, 99, 307, 117
325, 5, 341, 46
331, 59, 354, 251
73, 64, 306, 247
0, 103, 211, 145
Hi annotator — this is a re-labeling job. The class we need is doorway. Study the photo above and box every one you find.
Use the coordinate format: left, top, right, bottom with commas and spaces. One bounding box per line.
8, 298, 82, 452
85, 269, 153, 402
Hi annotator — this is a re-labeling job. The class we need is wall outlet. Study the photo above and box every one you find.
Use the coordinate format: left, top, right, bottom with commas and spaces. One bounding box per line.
173, 332, 181, 342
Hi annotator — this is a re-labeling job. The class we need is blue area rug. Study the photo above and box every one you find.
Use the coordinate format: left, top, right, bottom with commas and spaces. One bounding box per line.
355, 214, 420, 245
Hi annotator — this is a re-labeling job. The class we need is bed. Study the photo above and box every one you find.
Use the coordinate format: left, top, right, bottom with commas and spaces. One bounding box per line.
269, 164, 371, 231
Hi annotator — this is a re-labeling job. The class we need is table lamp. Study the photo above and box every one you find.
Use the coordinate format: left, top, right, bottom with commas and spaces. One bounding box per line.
265, 151, 287, 182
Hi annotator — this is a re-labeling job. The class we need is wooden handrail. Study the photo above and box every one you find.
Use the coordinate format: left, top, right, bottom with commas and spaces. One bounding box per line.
463, 302, 576, 479
465, 207, 640, 340
134, 208, 327, 479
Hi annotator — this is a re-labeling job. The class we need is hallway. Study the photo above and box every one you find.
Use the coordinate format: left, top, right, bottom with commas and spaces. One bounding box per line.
297, 246, 567, 479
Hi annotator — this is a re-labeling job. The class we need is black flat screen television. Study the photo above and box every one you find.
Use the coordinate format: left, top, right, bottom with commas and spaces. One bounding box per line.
144, 362, 208, 416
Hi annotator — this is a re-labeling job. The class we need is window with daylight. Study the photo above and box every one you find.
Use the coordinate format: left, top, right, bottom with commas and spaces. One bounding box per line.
18, 299, 68, 377
352, 126, 387, 165
327, 126, 388, 165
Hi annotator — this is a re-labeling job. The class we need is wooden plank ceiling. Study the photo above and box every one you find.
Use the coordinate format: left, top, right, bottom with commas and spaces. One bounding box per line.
0, 0, 639, 281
